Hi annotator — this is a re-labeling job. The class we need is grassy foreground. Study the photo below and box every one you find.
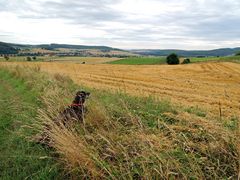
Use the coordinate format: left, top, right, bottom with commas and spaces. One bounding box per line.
0, 69, 61, 179
0, 65, 239, 179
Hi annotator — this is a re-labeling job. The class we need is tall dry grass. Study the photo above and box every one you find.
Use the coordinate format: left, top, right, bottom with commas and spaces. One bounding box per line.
0, 64, 239, 179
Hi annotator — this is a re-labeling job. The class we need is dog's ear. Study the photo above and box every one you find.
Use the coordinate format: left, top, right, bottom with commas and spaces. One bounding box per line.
76, 91, 85, 97
76, 91, 82, 96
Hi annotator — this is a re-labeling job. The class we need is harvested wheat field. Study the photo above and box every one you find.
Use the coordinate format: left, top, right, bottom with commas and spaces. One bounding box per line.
1, 61, 240, 117
47, 57, 121, 64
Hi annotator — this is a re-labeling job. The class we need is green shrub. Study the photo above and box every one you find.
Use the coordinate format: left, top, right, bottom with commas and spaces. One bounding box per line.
166, 53, 179, 65
26, 56, 32, 61
4, 55, 9, 61
235, 52, 240, 56
182, 58, 191, 64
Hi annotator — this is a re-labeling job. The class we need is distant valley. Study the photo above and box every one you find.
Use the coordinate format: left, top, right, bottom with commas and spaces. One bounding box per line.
1, 41, 240, 57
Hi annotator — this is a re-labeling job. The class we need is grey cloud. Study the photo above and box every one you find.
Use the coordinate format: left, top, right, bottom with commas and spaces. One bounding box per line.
96, 0, 240, 44
139, 1, 240, 42
1, 0, 123, 25
0, 0, 240, 49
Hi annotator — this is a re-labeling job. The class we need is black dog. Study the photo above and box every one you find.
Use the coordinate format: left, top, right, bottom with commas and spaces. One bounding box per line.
36, 91, 90, 145
59, 91, 90, 124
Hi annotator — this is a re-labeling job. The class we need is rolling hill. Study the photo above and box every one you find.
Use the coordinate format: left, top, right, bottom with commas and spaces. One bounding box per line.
0, 41, 134, 57
130, 48, 240, 57
0, 42, 19, 54
1, 41, 240, 57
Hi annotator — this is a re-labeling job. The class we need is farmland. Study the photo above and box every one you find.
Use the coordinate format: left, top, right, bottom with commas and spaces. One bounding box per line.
48, 56, 121, 64
0, 61, 239, 179
0, 56, 120, 64
1, 56, 240, 178
108, 57, 166, 65
189, 55, 240, 63
1, 61, 240, 118
2, 54, 240, 65
108, 55, 240, 65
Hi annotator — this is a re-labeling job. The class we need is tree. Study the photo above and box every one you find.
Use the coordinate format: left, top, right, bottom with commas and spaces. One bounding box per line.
182, 58, 190, 64
235, 52, 240, 56
166, 53, 179, 65
4, 55, 9, 61
26, 56, 32, 61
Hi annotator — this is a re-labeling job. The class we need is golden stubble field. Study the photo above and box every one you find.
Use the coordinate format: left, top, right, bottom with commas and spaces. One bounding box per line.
1, 61, 240, 118
46, 57, 121, 64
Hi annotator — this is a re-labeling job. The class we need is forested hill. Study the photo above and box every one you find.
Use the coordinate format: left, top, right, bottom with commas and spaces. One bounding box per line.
1, 41, 240, 57
0, 42, 19, 54
0, 41, 123, 54
130, 48, 240, 57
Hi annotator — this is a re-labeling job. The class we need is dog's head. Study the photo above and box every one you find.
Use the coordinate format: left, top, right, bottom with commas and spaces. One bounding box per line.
73, 91, 90, 104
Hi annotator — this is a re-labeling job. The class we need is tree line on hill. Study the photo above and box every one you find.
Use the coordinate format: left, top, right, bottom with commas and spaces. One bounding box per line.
0, 42, 132, 58
1, 41, 240, 58
131, 48, 240, 57
0, 42, 19, 54
0, 41, 122, 54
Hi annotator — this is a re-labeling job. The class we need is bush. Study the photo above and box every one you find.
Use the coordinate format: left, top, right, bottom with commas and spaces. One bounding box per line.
166, 53, 179, 65
4, 55, 9, 61
32, 56, 37, 60
182, 58, 190, 64
235, 52, 240, 56
26, 56, 32, 61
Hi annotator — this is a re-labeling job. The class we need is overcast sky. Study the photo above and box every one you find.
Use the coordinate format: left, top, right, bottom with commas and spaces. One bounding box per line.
0, 0, 239, 49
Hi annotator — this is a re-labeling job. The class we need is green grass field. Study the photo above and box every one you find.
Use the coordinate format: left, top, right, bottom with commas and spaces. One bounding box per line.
0, 65, 238, 179
190, 55, 240, 63
108, 55, 240, 65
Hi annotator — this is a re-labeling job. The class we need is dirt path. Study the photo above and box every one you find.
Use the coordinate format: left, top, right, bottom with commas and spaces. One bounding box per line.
0, 69, 59, 179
